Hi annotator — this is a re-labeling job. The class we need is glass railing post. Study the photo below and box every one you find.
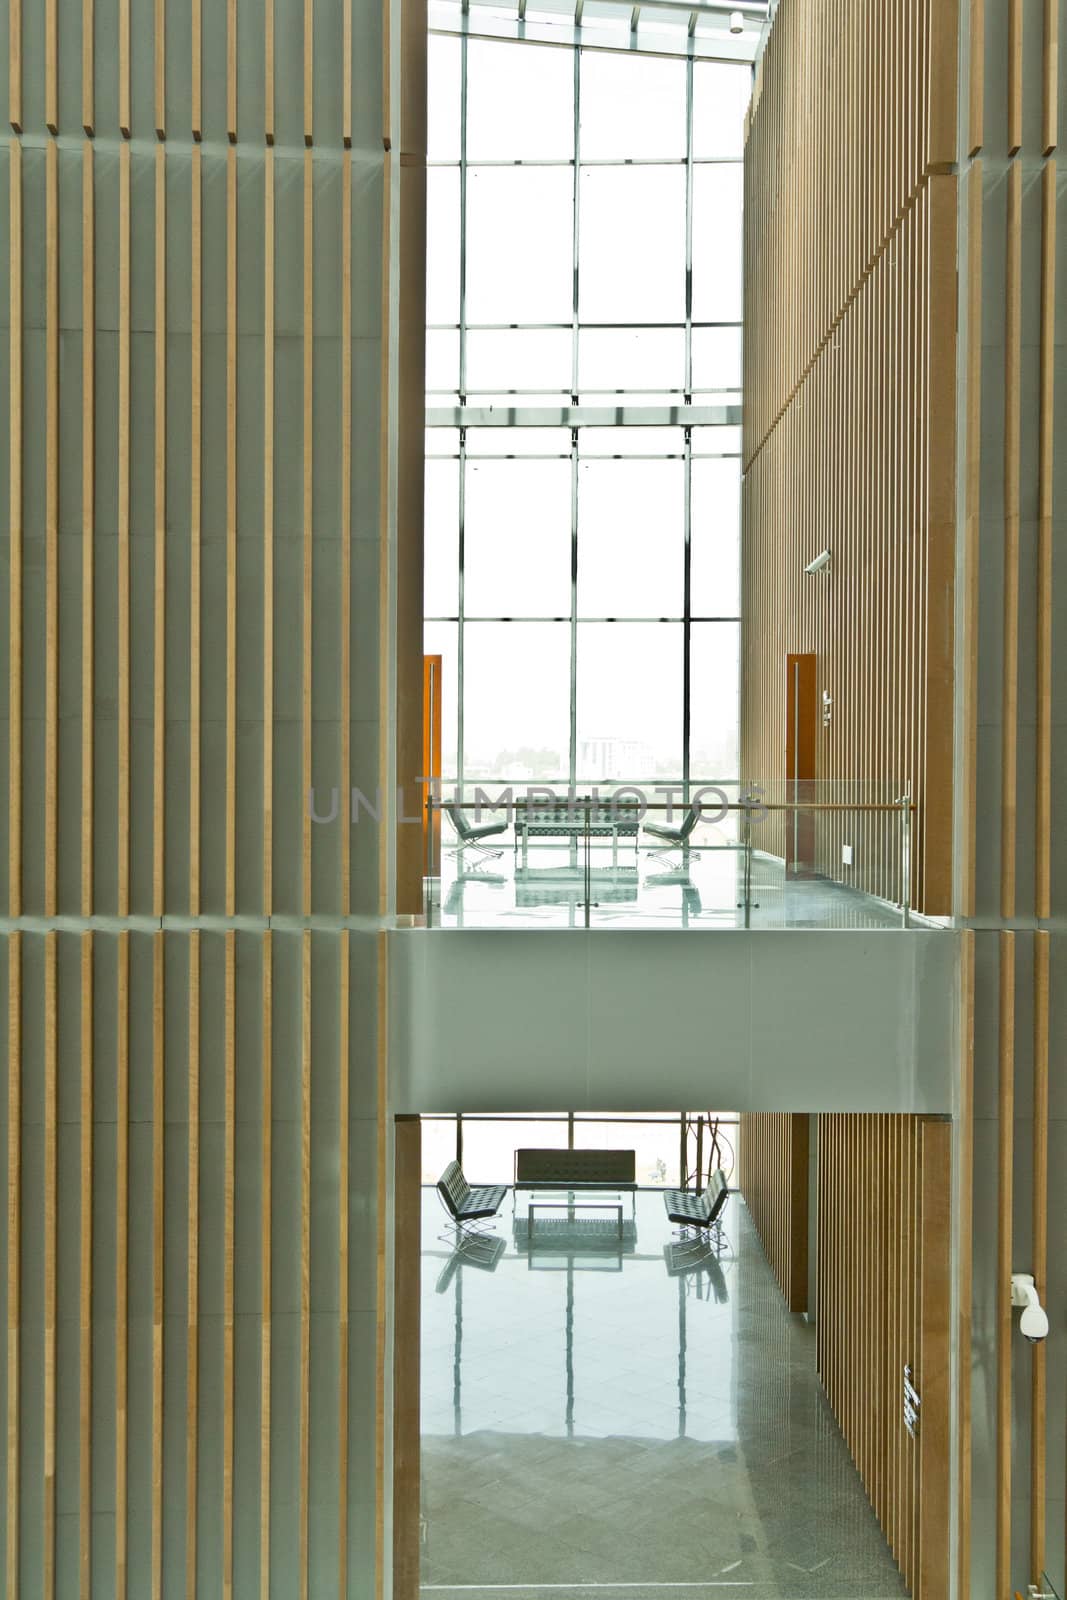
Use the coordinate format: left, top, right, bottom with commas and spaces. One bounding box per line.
583, 800, 591, 929
897, 783, 912, 928
426, 793, 434, 929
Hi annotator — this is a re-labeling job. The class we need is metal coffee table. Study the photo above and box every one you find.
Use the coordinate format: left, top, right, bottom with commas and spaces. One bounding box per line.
527, 1189, 625, 1241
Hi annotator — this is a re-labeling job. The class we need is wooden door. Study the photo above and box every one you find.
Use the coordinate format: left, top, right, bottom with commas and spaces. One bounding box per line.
785, 653, 817, 876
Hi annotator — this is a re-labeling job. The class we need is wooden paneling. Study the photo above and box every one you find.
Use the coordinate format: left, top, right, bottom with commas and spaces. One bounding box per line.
45, 143, 58, 921
152, 935, 165, 1600
1031, 932, 1049, 1586
392, 1116, 422, 1600
817, 1115, 951, 1600
1, 2, 384, 1596
996, 931, 1014, 1600
190, 145, 202, 916
1001, 162, 1021, 919
82, 144, 95, 918
956, 932, 974, 1598
259, 933, 272, 1600
742, 182, 956, 914
738, 1114, 809, 1313
743, 0, 958, 453
1035, 160, 1055, 920
226, 146, 238, 917
154, 147, 167, 920
743, 1, 959, 917
186, 934, 200, 1600
5, 938, 19, 1600
79, 936, 92, 1599
8, 142, 22, 918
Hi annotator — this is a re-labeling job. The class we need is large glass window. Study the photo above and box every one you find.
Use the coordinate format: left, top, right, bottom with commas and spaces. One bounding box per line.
426, 25, 747, 787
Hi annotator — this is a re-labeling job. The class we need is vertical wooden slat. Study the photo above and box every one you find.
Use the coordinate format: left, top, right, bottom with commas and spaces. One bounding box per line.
118, 143, 131, 916
957, 932, 974, 1600
259, 933, 272, 1600
82, 145, 95, 918
917, 1120, 951, 1598
9, 0, 21, 130
152, 935, 165, 1600
1007, 0, 1022, 155
226, 146, 237, 916
186, 933, 200, 1600
8, 143, 22, 918
338, 932, 350, 1598
1030, 932, 1049, 1586
119, 0, 130, 135
154, 145, 167, 919
46, 142, 59, 919
43, 936, 57, 1600
155, 0, 166, 136
79, 936, 93, 1600
304, 0, 314, 145
376, 935, 388, 1598
265, 0, 275, 144
377, 156, 392, 924
302, 149, 314, 919
263, 151, 275, 914
961, 162, 982, 918
299, 933, 312, 1600
340, 149, 352, 913
82, 0, 94, 133
1043, 0, 1058, 155
995, 932, 1014, 1600
343, 0, 351, 147
228, 0, 237, 140
192, 0, 202, 139
223, 933, 236, 1599
1035, 161, 1055, 919
1001, 164, 1021, 920
7, 937, 20, 1600
115, 933, 130, 1600
46, 0, 58, 131
190, 148, 202, 915
968, 0, 984, 154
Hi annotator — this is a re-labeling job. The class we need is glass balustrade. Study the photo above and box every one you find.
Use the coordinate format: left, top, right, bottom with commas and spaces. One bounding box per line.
422, 779, 922, 930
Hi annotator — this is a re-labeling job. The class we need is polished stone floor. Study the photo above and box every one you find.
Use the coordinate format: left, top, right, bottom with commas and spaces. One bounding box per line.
420, 1190, 909, 1599
427, 846, 914, 931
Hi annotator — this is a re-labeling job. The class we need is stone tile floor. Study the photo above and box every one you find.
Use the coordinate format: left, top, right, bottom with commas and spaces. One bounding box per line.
420, 1190, 909, 1598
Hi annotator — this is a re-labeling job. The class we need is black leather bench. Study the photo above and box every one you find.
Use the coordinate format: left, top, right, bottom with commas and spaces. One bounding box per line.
513, 1147, 637, 1215
436, 1160, 507, 1240
663, 1169, 729, 1231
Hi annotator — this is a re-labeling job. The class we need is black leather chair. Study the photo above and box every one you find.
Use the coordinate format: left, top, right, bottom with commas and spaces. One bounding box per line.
662, 1169, 729, 1233
436, 1159, 508, 1243
643, 803, 702, 863
445, 803, 508, 865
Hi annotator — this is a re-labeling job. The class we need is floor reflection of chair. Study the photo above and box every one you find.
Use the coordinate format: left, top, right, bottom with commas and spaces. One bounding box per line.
645, 868, 703, 917
663, 1237, 729, 1302
434, 1233, 506, 1295
442, 870, 506, 917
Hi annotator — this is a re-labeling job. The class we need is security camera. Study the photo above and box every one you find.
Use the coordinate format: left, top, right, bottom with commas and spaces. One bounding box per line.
729, 9, 744, 31
1011, 1274, 1049, 1343
804, 549, 832, 575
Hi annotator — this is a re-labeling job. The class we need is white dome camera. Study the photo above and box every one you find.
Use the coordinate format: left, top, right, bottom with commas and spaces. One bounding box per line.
1011, 1274, 1049, 1343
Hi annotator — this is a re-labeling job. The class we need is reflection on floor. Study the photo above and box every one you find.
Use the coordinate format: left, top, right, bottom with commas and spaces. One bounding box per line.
429, 847, 912, 930
420, 1189, 908, 1600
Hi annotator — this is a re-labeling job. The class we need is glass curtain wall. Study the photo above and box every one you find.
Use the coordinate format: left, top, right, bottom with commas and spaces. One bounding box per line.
425, 26, 747, 789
